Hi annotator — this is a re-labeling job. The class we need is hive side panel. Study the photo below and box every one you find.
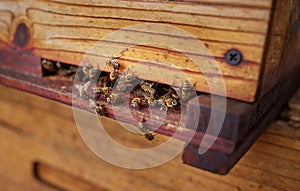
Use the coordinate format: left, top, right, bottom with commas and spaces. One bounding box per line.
259, 0, 300, 98
0, 0, 273, 101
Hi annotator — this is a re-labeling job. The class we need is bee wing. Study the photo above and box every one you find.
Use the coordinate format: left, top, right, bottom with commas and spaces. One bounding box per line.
83, 81, 91, 90
75, 84, 82, 91
88, 99, 96, 108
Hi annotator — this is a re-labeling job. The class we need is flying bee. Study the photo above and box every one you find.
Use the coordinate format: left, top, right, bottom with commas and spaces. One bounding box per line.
106, 94, 122, 105
92, 86, 112, 95
138, 121, 156, 141
109, 70, 119, 81
131, 97, 141, 108
89, 99, 106, 116
140, 82, 156, 96
106, 56, 121, 70
75, 81, 90, 100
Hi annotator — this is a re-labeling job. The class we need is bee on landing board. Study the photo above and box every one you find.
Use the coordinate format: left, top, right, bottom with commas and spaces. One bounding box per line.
92, 86, 112, 95
89, 99, 106, 116
82, 63, 93, 75
131, 97, 141, 108
41, 59, 57, 73
92, 86, 112, 100
106, 93, 122, 105
115, 71, 137, 92
75, 81, 91, 100
180, 80, 195, 103
140, 82, 156, 96
109, 70, 119, 81
138, 120, 156, 142
106, 56, 121, 70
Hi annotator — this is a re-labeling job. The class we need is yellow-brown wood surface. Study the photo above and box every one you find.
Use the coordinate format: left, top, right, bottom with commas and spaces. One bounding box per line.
0, 84, 299, 191
0, 0, 277, 102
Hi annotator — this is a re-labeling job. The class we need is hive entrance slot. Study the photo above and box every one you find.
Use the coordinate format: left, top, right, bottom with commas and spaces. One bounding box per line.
41, 58, 78, 80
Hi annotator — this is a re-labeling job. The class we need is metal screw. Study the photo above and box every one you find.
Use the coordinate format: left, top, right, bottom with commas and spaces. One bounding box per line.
225, 49, 243, 65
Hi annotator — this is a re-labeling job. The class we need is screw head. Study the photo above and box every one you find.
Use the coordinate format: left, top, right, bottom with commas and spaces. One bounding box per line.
225, 49, 243, 65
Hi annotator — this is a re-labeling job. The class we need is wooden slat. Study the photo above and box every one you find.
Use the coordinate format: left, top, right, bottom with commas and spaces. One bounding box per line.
26, 8, 267, 46
122, 0, 273, 8
39, 0, 272, 21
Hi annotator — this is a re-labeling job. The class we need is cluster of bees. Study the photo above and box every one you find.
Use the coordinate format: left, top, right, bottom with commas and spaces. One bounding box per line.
73, 57, 196, 141
41, 59, 77, 79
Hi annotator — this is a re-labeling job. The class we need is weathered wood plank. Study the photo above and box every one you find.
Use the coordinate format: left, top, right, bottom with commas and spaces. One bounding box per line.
259, 0, 300, 98
53, 0, 273, 16
0, 0, 274, 102
34, 162, 109, 191
121, 0, 273, 8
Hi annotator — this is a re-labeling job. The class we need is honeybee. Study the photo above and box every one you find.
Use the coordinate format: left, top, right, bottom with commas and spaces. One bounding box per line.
180, 80, 195, 103
97, 76, 110, 87
75, 81, 90, 100
115, 71, 136, 91
131, 97, 141, 108
140, 82, 156, 96
138, 121, 156, 141
92, 86, 112, 95
109, 70, 119, 81
164, 97, 178, 108
106, 94, 122, 105
41, 59, 57, 72
123, 72, 136, 83
145, 95, 156, 106
106, 57, 121, 70
89, 68, 99, 79
89, 99, 106, 116
82, 63, 92, 75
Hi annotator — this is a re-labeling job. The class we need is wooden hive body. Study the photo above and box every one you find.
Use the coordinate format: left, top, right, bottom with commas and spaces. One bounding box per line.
0, 0, 297, 101
0, 0, 299, 174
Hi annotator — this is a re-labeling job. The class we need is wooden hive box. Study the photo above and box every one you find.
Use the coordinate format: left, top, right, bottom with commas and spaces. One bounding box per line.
0, 0, 299, 174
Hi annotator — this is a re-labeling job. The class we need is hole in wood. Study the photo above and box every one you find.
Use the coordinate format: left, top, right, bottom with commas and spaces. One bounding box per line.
41, 58, 78, 80
13, 23, 29, 48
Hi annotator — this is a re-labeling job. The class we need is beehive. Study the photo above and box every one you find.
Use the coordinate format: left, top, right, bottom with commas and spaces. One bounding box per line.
0, 0, 299, 174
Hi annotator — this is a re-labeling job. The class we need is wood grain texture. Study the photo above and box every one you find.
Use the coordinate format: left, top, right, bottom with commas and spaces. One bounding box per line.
0, 64, 236, 154
259, 0, 300, 99
0, 84, 299, 191
0, 0, 275, 102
